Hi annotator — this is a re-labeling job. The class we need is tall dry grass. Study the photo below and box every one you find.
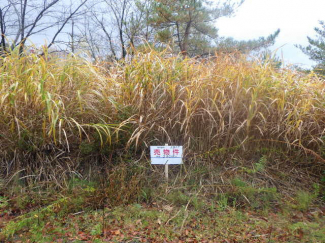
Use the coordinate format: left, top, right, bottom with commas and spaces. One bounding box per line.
0, 48, 324, 182
107, 51, 325, 159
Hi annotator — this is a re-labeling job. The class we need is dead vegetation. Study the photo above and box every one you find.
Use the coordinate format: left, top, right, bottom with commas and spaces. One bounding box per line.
0, 47, 324, 241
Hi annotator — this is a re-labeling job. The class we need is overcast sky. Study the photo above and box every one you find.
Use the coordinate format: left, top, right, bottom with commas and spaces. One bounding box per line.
216, 0, 325, 68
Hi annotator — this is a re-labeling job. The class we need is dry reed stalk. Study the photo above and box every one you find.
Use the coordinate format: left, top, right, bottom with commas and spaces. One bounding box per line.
0, 48, 324, 182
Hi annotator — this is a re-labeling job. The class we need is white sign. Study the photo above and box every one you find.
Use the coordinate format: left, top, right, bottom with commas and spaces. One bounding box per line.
150, 146, 183, 165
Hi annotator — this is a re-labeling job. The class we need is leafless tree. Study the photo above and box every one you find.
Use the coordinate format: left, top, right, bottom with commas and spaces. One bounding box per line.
82, 0, 153, 60
0, 0, 88, 54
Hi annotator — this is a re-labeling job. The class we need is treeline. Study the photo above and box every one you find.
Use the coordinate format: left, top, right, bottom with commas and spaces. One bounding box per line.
1, 1, 324, 74
0, 0, 280, 60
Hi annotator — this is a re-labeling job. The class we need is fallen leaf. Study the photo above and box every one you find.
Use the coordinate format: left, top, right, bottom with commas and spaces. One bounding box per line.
112, 229, 121, 235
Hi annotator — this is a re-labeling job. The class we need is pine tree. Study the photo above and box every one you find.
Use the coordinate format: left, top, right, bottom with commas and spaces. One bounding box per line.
297, 20, 325, 75
149, 0, 241, 56
148, 0, 279, 57
215, 29, 280, 54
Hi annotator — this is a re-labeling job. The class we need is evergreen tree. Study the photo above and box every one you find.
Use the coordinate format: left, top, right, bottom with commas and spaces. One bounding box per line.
297, 20, 325, 75
148, 0, 279, 57
148, 0, 242, 56
215, 29, 280, 54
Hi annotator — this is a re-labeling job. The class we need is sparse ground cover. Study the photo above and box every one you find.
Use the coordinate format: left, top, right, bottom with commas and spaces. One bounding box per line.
0, 48, 324, 242
0, 160, 324, 242
0, 187, 324, 242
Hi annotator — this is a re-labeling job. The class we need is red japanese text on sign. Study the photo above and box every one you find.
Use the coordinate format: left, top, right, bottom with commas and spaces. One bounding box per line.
153, 149, 161, 156
150, 146, 183, 164
173, 149, 179, 155
163, 149, 170, 156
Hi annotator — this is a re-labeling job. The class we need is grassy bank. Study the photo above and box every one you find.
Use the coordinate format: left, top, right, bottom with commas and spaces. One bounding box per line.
0, 169, 324, 242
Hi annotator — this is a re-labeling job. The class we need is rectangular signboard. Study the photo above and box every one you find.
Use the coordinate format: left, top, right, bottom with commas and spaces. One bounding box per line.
150, 146, 183, 165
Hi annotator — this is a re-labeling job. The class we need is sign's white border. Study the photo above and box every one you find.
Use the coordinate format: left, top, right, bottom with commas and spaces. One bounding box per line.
150, 146, 183, 165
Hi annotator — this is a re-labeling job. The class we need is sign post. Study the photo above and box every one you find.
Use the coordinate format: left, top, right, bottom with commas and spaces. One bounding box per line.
165, 161, 168, 181
150, 144, 183, 181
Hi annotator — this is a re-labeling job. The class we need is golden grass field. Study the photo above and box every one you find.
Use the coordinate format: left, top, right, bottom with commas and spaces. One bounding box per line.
1, 48, 324, 171
0, 48, 324, 242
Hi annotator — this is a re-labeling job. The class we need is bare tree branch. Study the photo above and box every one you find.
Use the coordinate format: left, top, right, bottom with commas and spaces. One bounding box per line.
46, 0, 88, 50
